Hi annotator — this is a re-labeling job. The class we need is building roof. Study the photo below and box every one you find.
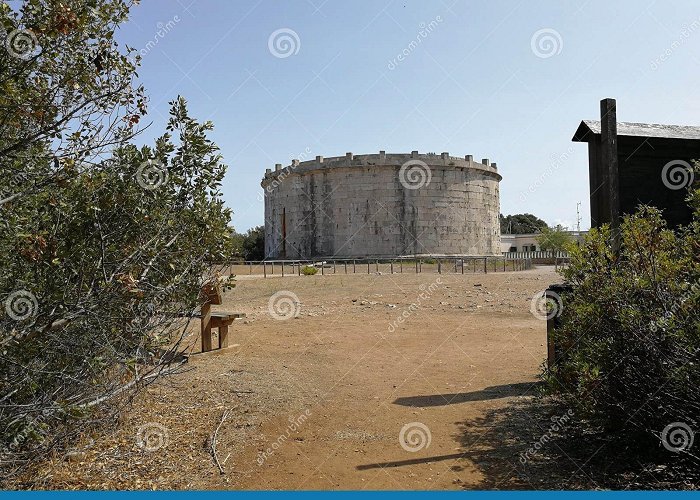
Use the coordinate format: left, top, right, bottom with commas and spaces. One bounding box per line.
572, 120, 700, 142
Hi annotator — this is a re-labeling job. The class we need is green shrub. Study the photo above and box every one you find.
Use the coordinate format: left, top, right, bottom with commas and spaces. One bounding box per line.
301, 265, 318, 275
546, 178, 699, 454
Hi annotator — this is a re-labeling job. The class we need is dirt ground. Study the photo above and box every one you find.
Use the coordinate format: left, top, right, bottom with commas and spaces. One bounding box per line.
32, 266, 563, 490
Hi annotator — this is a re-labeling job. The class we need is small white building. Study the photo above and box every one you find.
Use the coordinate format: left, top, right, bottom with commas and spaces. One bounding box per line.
500, 232, 588, 253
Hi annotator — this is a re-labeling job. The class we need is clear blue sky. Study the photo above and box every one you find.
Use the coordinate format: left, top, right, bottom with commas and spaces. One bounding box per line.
118, 0, 700, 232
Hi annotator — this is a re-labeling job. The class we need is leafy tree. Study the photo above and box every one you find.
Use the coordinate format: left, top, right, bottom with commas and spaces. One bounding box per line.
546, 171, 699, 463
500, 213, 548, 234
241, 225, 265, 261
537, 225, 574, 252
230, 231, 245, 258
0, 0, 145, 207
229, 226, 265, 261
0, 1, 234, 480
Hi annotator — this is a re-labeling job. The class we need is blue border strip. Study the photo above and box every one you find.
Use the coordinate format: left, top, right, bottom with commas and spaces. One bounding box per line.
1, 493, 699, 498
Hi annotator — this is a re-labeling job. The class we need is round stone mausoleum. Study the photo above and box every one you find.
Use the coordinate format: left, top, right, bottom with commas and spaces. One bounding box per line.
261, 151, 501, 259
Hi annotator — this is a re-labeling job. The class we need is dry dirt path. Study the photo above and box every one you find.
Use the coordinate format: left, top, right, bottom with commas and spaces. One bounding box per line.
36, 266, 560, 490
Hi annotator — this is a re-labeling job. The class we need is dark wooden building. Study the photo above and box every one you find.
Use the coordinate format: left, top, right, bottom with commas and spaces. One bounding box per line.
573, 98, 699, 230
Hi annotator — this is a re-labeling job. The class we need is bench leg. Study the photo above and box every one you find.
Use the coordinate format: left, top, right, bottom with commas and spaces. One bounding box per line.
219, 324, 229, 349
201, 304, 213, 352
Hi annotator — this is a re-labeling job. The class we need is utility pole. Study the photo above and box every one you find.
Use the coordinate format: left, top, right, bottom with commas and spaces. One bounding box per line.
576, 202, 581, 234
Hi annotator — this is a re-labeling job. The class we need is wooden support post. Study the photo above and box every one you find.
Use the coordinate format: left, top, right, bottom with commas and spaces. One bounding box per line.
400, 259, 403, 273
321, 262, 324, 275
344, 261, 347, 274
271, 262, 274, 275
419, 260, 422, 273
353, 260, 356, 273
484, 258, 487, 274
201, 302, 212, 352
219, 324, 229, 349
333, 261, 336, 274
282, 262, 284, 277
249, 262, 252, 274
263, 262, 267, 278
298, 261, 301, 276
461, 258, 464, 274
438, 259, 441, 274
415, 260, 418, 273
390, 261, 393, 274
600, 97, 620, 254
367, 262, 370, 274
454, 259, 457, 273
376, 260, 379, 272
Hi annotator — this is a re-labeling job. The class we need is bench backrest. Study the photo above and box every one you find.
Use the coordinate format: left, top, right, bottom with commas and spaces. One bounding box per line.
199, 282, 223, 306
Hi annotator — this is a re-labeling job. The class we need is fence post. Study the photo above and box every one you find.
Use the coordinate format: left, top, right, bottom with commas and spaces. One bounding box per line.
321, 262, 324, 275
400, 259, 403, 273
353, 260, 356, 273
390, 261, 394, 274
282, 262, 284, 277
461, 258, 464, 274
415, 259, 418, 273
249, 262, 252, 274
376, 260, 379, 273
263, 262, 267, 278
367, 261, 370, 274
419, 259, 422, 273
333, 260, 336, 274
298, 261, 301, 276
484, 257, 487, 274
344, 261, 347, 274
271, 262, 274, 275
438, 259, 441, 274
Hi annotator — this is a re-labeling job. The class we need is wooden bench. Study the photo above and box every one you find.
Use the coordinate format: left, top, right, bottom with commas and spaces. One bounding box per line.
199, 281, 246, 352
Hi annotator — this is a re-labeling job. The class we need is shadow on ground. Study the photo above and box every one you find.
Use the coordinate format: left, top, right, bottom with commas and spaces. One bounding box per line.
453, 396, 699, 490
393, 382, 541, 407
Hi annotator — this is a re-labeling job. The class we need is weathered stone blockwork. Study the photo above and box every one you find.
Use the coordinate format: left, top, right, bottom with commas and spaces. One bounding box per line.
261, 152, 502, 258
